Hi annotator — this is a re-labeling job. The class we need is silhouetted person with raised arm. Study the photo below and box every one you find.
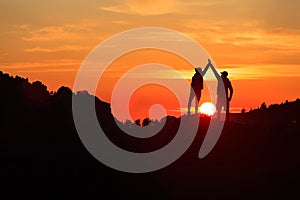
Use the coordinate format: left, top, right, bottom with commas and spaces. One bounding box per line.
208, 59, 233, 120
187, 62, 210, 115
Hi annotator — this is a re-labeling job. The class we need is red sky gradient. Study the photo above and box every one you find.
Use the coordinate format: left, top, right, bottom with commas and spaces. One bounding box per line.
1, 0, 300, 121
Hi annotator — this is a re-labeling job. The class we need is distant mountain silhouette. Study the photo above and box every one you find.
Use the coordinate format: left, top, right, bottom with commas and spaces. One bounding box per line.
0, 71, 299, 199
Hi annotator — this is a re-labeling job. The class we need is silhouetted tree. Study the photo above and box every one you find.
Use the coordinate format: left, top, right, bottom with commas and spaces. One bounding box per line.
26, 80, 50, 101
241, 108, 246, 114
135, 119, 141, 126
77, 90, 89, 95
152, 119, 159, 125
142, 117, 151, 127
32, 81, 47, 91
260, 102, 267, 110
124, 119, 132, 127
56, 86, 73, 97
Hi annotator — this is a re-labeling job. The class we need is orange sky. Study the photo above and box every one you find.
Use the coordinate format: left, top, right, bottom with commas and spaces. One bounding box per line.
1, 0, 300, 121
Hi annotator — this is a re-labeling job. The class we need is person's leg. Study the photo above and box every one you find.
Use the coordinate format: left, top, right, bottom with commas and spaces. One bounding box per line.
216, 96, 222, 120
187, 87, 195, 115
225, 99, 230, 121
195, 91, 201, 114
195, 99, 199, 114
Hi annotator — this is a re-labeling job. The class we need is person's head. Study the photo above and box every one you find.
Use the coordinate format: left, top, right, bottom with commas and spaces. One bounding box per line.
221, 71, 228, 77
195, 67, 202, 74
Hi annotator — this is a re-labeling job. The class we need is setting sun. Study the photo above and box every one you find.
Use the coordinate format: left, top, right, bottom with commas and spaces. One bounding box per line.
199, 102, 216, 116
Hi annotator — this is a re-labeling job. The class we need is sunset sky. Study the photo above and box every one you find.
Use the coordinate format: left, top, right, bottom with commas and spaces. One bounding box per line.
1, 0, 300, 121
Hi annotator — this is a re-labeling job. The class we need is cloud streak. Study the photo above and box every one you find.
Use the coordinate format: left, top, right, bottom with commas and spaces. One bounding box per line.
98, 0, 225, 16
181, 19, 300, 49
215, 64, 300, 80
1, 59, 81, 73
22, 23, 96, 42
99, 0, 180, 16
24, 45, 91, 53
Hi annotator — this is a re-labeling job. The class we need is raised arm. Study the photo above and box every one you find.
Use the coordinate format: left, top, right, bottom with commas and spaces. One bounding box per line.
202, 62, 210, 76
208, 59, 220, 79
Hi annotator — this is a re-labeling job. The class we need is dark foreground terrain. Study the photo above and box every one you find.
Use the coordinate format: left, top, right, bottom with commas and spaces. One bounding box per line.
0, 71, 299, 199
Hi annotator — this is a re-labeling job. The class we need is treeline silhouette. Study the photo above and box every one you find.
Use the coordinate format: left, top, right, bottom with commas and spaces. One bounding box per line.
232, 99, 300, 127
241, 99, 300, 114
0, 71, 299, 199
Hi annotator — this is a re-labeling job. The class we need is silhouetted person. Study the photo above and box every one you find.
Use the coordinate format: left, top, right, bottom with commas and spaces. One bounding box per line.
187, 62, 210, 115
209, 60, 233, 120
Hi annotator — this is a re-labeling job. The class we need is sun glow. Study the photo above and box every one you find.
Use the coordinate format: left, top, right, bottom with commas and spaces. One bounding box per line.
200, 102, 216, 116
